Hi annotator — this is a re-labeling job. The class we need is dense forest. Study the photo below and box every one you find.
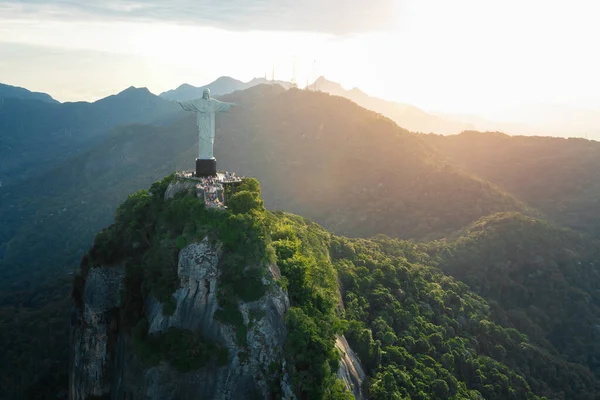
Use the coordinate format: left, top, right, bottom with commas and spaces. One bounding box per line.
334, 234, 600, 399
2, 85, 600, 398
6, 175, 600, 399
429, 213, 600, 379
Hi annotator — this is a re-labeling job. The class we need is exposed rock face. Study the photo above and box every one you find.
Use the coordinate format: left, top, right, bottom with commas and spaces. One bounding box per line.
69, 238, 299, 400
164, 179, 197, 200
119, 239, 293, 399
336, 335, 366, 400
69, 265, 125, 399
146, 240, 223, 336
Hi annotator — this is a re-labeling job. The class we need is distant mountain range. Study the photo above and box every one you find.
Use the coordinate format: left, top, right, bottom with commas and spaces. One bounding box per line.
311, 76, 478, 134
160, 76, 482, 134
0, 83, 58, 104
4, 75, 599, 139
159, 76, 295, 101
160, 76, 564, 136
0, 86, 179, 186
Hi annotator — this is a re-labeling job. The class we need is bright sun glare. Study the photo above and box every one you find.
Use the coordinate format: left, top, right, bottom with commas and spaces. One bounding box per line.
1, 0, 600, 125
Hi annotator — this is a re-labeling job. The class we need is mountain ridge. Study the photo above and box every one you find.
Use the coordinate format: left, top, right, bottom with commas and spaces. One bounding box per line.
159, 76, 294, 101
422, 130, 600, 237
0, 87, 179, 186
0, 82, 58, 104
311, 76, 476, 134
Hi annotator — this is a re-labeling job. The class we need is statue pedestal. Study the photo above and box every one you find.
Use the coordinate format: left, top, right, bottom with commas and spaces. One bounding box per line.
195, 158, 217, 177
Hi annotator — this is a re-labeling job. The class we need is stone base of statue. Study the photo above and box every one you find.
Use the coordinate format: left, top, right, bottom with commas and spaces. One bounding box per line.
195, 158, 217, 177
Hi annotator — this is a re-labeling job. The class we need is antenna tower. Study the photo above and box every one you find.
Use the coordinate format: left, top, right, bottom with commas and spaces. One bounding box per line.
271, 63, 275, 84
313, 60, 317, 91
291, 57, 298, 88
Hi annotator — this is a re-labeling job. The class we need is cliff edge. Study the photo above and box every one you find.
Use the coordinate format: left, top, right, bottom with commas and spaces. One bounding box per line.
69, 173, 365, 399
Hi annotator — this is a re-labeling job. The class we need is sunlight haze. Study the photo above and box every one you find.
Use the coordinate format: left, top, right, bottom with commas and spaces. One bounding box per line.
1, 0, 599, 135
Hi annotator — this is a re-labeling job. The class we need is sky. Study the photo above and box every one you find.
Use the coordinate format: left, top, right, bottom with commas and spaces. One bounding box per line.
1, 0, 600, 123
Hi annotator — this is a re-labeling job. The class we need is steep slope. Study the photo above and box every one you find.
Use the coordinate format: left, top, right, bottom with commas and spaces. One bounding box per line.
429, 212, 600, 379
0, 86, 528, 290
422, 131, 600, 237
216, 86, 526, 240
0, 86, 179, 186
160, 76, 293, 101
0, 118, 196, 289
0, 82, 58, 103
69, 175, 357, 400
334, 233, 600, 399
66, 175, 600, 400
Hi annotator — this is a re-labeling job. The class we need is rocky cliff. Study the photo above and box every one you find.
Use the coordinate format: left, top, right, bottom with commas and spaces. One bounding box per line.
70, 238, 296, 400
69, 175, 365, 399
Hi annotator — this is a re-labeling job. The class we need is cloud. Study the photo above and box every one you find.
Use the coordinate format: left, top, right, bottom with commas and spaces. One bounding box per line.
0, 0, 400, 34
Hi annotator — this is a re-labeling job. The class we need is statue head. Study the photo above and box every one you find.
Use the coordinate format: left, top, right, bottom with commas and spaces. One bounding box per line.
202, 88, 211, 99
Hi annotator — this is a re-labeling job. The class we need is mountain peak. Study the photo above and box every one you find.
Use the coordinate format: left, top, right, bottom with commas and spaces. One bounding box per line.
312, 76, 344, 91
159, 76, 292, 101
117, 86, 151, 96
176, 83, 195, 90
213, 76, 243, 84
94, 86, 158, 105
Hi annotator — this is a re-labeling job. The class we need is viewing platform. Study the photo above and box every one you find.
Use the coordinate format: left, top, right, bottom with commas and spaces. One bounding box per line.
174, 170, 244, 209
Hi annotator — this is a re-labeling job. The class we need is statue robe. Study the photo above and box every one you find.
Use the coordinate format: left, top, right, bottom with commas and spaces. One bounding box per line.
176, 98, 234, 159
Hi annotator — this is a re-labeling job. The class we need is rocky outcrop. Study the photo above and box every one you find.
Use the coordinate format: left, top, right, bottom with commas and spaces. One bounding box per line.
119, 239, 293, 399
69, 265, 125, 399
146, 240, 223, 336
336, 335, 366, 400
70, 238, 298, 400
164, 179, 197, 200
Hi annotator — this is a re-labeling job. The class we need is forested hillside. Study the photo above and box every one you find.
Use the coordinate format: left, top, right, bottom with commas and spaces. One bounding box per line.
0, 120, 195, 289
216, 87, 527, 241
430, 212, 600, 379
334, 234, 600, 399
8, 176, 600, 399
0, 86, 179, 186
422, 131, 600, 237
0, 86, 526, 290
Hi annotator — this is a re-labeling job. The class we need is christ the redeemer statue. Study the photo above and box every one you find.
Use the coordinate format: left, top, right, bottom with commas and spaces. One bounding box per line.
174, 88, 236, 177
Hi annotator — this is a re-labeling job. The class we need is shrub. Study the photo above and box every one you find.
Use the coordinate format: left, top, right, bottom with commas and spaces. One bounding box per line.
228, 190, 264, 214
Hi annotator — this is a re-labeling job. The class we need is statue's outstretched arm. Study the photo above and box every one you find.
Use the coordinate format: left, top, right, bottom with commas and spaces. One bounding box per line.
173, 99, 198, 112
212, 99, 239, 112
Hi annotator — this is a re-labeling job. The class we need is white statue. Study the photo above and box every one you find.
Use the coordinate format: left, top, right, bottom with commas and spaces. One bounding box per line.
174, 88, 237, 160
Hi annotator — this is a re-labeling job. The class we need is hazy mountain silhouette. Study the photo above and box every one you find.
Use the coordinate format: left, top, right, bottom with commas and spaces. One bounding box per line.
310, 76, 476, 134
494, 103, 600, 140
433, 111, 535, 135
0, 82, 58, 104
160, 76, 294, 101
0, 86, 179, 186
310, 77, 600, 139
